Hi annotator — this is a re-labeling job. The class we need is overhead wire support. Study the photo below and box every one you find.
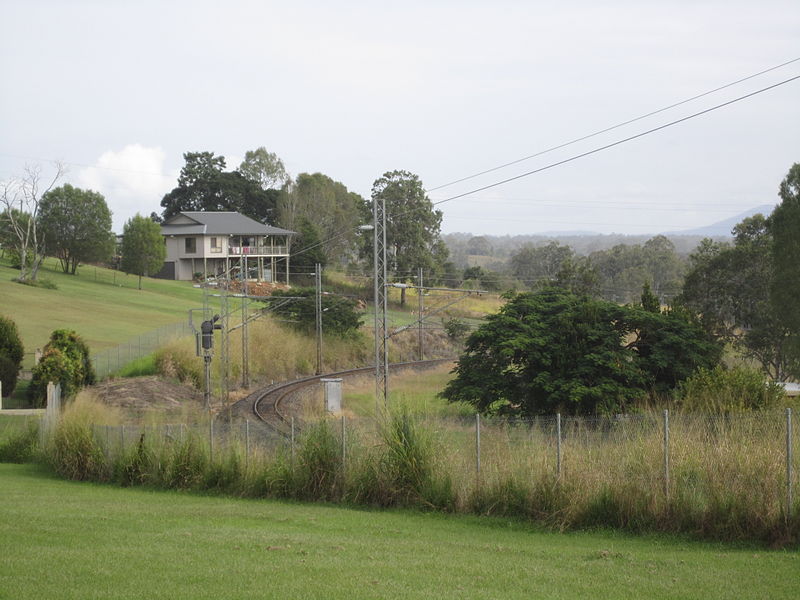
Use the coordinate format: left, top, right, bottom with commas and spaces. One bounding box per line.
373, 192, 389, 411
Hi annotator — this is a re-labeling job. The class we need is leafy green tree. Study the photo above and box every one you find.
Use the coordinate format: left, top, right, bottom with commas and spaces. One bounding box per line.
441, 289, 719, 416
160, 152, 278, 223
28, 329, 94, 406
370, 170, 447, 276
441, 290, 645, 416
466, 236, 492, 256
120, 215, 166, 290
509, 241, 573, 285
238, 147, 289, 190
290, 217, 327, 274
268, 289, 362, 337
0, 315, 24, 397
38, 184, 115, 274
277, 172, 366, 264
769, 163, 800, 334
680, 215, 797, 380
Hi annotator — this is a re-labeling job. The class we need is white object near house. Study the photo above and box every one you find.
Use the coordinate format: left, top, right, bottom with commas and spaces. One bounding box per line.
157, 211, 295, 283
321, 378, 343, 413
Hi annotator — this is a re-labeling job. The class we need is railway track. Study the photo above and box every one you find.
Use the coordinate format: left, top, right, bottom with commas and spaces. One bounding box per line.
242, 358, 454, 436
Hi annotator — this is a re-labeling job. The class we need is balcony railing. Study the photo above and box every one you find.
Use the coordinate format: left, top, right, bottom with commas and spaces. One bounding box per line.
228, 245, 289, 256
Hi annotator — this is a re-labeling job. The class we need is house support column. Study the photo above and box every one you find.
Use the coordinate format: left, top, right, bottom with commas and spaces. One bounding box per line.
286, 256, 290, 285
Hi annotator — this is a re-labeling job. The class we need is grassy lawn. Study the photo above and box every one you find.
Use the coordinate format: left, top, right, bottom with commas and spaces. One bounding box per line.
0, 464, 797, 600
0, 257, 204, 364
342, 363, 472, 417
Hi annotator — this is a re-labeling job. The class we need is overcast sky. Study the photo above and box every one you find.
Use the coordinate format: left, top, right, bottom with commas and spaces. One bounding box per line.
1, 0, 798, 235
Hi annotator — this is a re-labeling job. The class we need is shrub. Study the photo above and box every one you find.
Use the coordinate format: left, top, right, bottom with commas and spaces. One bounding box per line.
0, 314, 24, 397
443, 318, 469, 342
28, 329, 95, 406
676, 365, 786, 412
293, 420, 343, 501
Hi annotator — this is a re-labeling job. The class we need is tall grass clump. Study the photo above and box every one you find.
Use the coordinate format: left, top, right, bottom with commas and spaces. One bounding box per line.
352, 411, 454, 509
291, 420, 344, 501
0, 419, 39, 463
44, 395, 116, 481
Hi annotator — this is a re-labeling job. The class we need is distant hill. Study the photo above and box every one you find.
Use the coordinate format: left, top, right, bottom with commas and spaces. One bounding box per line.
666, 204, 776, 237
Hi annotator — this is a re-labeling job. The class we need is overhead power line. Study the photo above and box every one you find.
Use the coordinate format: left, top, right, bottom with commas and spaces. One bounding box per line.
431, 74, 800, 208
426, 56, 800, 192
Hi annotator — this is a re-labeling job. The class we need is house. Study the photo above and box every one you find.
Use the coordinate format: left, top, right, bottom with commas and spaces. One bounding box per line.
159, 211, 295, 282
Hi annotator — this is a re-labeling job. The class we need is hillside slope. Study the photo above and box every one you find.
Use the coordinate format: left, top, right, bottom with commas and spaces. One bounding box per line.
0, 258, 203, 365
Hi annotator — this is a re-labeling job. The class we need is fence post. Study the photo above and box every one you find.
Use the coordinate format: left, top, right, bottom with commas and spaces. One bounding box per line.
556, 413, 562, 479
209, 418, 214, 462
290, 416, 295, 466
341, 415, 347, 472
475, 413, 481, 478
120, 424, 125, 450
663, 409, 670, 499
788, 408, 794, 516
245, 419, 250, 469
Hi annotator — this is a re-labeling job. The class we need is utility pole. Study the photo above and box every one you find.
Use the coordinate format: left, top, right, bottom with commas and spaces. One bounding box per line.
373, 194, 389, 410
315, 262, 323, 375
241, 256, 249, 388
418, 267, 424, 361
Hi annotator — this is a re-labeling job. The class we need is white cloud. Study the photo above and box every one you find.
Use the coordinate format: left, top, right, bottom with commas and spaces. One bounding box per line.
76, 144, 175, 232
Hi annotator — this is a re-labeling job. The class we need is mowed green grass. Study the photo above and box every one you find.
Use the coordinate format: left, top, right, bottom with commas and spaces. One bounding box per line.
1, 464, 797, 600
0, 258, 203, 362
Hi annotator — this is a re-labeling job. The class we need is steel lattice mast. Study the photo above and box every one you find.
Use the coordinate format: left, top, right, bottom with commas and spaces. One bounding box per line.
373, 193, 389, 411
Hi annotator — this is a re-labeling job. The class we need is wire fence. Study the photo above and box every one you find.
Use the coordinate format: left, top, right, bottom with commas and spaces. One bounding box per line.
91, 321, 194, 380
82, 408, 798, 517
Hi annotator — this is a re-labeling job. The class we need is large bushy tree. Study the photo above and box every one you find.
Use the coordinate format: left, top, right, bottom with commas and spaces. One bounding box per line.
441, 289, 720, 416
120, 215, 166, 290
0, 315, 24, 397
268, 289, 362, 337
769, 163, 800, 333
160, 152, 278, 223
39, 184, 115, 274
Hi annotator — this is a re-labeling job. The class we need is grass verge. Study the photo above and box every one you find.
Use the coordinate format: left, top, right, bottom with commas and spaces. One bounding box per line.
1, 463, 798, 600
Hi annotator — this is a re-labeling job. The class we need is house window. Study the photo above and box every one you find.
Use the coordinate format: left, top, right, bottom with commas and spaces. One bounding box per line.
210, 237, 221, 253
185, 237, 196, 253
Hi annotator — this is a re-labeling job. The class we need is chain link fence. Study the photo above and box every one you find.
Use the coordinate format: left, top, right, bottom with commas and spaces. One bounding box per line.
91, 321, 193, 380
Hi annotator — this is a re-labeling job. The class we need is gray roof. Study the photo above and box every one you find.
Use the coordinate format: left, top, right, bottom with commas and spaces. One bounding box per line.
161, 212, 295, 236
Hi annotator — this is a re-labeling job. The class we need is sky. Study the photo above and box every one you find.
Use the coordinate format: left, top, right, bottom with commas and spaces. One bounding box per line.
1, 0, 798, 236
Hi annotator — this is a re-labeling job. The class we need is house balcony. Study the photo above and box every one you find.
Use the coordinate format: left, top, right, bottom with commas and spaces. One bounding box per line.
228, 245, 289, 256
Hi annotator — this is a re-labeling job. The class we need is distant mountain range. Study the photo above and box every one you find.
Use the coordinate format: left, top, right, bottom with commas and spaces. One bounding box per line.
665, 204, 776, 237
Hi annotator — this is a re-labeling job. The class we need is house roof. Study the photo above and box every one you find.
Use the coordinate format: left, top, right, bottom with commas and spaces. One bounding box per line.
161, 212, 295, 236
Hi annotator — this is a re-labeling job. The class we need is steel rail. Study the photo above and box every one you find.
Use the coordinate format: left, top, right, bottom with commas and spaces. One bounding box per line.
251, 358, 455, 436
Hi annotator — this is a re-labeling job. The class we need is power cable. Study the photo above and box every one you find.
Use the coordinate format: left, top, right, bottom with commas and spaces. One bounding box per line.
430, 74, 800, 207
425, 56, 800, 192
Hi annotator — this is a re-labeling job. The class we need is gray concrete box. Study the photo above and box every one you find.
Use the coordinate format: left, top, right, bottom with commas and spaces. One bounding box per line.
320, 378, 343, 413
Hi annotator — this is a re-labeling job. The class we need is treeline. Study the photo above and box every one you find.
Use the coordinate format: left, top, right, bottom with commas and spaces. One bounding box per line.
156, 150, 449, 281
442, 234, 688, 304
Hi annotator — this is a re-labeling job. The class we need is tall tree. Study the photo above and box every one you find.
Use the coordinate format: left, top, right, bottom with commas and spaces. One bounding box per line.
120, 215, 166, 290
277, 172, 366, 264
0, 163, 64, 282
769, 163, 800, 333
370, 170, 447, 275
39, 184, 116, 274
160, 152, 277, 223
680, 215, 797, 380
239, 147, 289, 190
